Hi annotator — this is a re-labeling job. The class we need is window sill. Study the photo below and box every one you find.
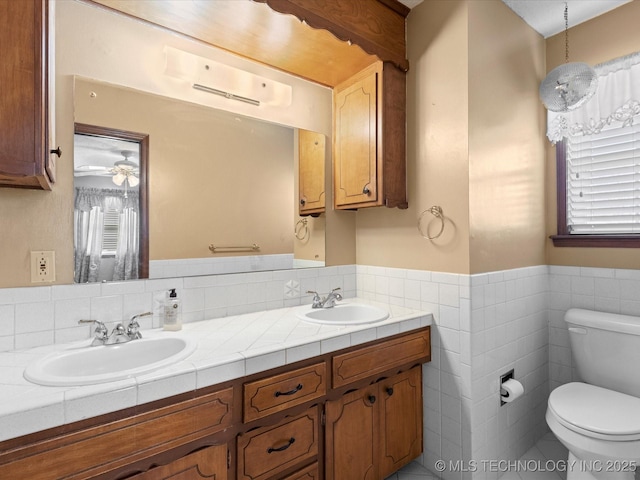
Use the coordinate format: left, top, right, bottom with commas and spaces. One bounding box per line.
551, 235, 640, 248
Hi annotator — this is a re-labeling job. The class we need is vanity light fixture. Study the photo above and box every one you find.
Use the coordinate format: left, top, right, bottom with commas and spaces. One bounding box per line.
193, 83, 260, 106
539, 3, 598, 112
164, 46, 292, 107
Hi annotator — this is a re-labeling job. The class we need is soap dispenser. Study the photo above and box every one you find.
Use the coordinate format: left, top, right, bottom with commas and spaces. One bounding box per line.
163, 288, 182, 331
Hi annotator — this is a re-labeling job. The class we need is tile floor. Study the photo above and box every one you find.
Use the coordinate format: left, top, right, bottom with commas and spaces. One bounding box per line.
386, 432, 569, 480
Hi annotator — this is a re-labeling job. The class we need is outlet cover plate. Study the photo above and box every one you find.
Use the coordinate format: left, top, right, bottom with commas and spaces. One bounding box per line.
31, 251, 56, 283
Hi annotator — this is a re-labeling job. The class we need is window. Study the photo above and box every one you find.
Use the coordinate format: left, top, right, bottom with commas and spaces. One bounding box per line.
552, 122, 640, 247
102, 208, 120, 255
550, 51, 640, 247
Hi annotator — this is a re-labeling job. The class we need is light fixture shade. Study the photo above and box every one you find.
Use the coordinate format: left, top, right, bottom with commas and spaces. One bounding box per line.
540, 62, 598, 112
127, 175, 140, 187
112, 172, 126, 186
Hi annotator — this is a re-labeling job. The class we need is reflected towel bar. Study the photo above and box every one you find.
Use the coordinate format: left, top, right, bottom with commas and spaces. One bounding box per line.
208, 243, 261, 253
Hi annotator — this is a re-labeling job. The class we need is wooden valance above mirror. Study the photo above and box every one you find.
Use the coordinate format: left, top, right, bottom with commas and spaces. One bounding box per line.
87, 0, 409, 87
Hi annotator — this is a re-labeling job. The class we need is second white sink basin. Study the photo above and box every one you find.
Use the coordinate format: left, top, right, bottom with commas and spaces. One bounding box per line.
297, 303, 389, 325
24, 336, 196, 386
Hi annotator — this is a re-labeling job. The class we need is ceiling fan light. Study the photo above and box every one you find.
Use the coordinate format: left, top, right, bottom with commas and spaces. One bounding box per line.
128, 175, 140, 187
112, 172, 126, 186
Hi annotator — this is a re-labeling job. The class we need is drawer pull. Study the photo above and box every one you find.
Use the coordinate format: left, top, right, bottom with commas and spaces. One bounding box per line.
267, 437, 296, 453
275, 384, 303, 397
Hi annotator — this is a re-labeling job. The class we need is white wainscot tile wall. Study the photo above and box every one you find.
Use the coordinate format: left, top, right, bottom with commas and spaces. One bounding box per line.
2, 262, 635, 480
547, 266, 640, 391
357, 265, 549, 480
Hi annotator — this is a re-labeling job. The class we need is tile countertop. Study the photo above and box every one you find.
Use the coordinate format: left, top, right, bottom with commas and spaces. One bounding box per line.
0, 298, 432, 443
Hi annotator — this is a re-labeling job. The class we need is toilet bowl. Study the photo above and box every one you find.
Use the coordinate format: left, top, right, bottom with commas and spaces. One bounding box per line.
546, 309, 640, 480
547, 382, 640, 480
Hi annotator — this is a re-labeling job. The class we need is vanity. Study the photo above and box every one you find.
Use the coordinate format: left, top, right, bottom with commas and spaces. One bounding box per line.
0, 301, 431, 479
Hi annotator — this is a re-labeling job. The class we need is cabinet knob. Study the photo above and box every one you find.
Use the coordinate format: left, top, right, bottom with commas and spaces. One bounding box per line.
362, 185, 371, 195
300, 198, 306, 206
368, 394, 376, 404
386, 387, 394, 396
50, 147, 62, 158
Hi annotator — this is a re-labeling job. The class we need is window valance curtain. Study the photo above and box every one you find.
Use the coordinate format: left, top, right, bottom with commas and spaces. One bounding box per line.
547, 51, 640, 143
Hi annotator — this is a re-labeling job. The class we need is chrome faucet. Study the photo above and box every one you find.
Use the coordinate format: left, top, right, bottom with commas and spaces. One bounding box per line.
307, 287, 342, 309
78, 311, 152, 346
108, 323, 130, 344
126, 311, 152, 340
78, 319, 108, 346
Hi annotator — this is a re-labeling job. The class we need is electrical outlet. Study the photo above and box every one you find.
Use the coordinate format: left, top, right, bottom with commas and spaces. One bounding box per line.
31, 251, 56, 283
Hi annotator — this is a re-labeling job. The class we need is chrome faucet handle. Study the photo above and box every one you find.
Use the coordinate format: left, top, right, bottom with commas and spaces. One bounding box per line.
78, 319, 108, 346
307, 290, 323, 308
127, 312, 152, 340
322, 288, 343, 308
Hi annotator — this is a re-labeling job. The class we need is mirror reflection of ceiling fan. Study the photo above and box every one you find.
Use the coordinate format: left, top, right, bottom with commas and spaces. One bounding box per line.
75, 150, 140, 187
74, 134, 141, 189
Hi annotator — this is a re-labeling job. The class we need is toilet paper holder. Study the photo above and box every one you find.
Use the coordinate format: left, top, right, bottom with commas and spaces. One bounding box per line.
500, 369, 515, 406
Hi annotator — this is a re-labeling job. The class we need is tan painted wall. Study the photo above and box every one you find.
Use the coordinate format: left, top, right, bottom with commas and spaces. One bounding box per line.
545, 1, 640, 268
356, 0, 471, 274
356, 0, 545, 275
468, 1, 546, 273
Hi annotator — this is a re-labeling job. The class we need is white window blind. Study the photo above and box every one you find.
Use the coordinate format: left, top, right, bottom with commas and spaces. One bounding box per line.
102, 209, 120, 254
567, 122, 640, 234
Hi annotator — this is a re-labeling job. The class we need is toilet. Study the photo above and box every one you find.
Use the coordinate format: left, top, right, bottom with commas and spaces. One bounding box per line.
546, 308, 640, 480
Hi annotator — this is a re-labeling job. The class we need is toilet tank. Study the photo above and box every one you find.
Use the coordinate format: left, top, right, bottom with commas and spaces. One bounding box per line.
565, 308, 640, 398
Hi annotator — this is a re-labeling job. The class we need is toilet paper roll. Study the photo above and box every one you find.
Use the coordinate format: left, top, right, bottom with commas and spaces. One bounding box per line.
500, 379, 525, 403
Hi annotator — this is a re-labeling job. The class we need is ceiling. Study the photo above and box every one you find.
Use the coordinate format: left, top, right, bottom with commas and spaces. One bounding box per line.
400, 0, 631, 38
501, 0, 632, 38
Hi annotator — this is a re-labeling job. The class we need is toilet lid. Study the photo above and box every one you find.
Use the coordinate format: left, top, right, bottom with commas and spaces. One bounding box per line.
549, 382, 640, 439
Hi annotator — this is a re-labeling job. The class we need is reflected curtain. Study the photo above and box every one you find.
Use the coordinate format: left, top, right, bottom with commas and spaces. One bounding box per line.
74, 187, 139, 283
113, 207, 139, 281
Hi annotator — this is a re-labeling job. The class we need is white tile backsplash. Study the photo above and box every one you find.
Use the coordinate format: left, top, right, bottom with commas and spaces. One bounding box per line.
0, 266, 357, 352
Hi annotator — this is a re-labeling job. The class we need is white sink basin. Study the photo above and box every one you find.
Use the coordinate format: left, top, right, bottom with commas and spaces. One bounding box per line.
24, 336, 196, 386
297, 303, 389, 325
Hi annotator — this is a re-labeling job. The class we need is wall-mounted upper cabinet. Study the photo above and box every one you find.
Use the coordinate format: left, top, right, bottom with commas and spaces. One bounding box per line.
333, 61, 407, 210
299, 129, 326, 216
0, 0, 57, 190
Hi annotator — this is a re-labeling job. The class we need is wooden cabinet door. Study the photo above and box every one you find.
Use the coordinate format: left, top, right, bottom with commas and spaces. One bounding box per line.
299, 130, 326, 216
325, 387, 379, 480
333, 63, 380, 209
129, 445, 227, 480
0, 0, 54, 189
378, 367, 423, 478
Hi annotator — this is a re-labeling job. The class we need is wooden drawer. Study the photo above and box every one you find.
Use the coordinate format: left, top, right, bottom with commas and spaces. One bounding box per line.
0, 388, 233, 480
130, 444, 227, 479
332, 328, 430, 388
244, 362, 326, 422
282, 462, 319, 480
237, 407, 319, 480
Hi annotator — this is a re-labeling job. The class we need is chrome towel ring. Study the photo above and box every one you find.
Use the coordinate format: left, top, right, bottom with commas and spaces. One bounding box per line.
418, 206, 445, 240
295, 218, 309, 240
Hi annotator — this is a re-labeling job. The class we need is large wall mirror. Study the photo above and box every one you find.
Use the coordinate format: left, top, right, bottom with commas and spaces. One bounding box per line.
60, 0, 334, 282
